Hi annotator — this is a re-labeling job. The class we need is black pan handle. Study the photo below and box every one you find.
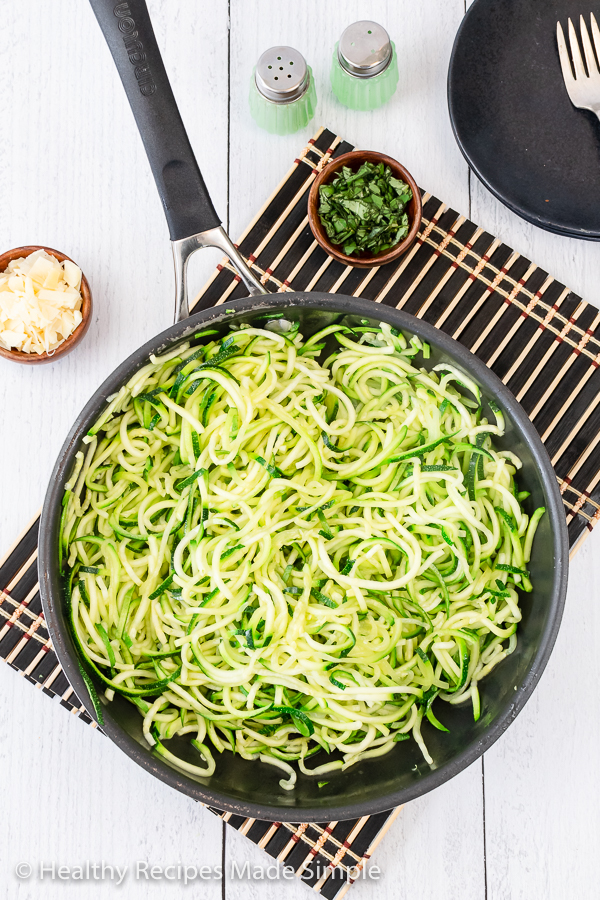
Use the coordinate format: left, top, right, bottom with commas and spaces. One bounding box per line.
89, 0, 221, 241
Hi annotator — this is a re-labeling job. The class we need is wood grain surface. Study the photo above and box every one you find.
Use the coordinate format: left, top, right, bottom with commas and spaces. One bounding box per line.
1, 2, 598, 898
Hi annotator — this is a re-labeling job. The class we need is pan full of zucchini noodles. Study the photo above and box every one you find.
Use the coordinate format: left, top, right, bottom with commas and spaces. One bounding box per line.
39, 295, 568, 821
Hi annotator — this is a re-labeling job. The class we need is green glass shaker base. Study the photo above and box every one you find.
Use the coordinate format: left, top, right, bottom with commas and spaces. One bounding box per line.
330, 42, 398, 111
249, 66, 317, 135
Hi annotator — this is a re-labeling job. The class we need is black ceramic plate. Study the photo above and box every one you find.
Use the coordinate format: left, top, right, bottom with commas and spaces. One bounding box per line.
448, 0, 600, 240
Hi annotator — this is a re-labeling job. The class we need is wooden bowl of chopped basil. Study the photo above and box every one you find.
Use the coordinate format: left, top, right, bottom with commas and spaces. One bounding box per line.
308, 150, 422, 268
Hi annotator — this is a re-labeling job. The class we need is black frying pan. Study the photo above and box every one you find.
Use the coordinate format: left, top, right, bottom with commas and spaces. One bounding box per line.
38, 0, 569, 821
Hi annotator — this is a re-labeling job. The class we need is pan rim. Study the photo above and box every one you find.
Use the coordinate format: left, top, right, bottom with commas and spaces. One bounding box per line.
39, 292, 569, 821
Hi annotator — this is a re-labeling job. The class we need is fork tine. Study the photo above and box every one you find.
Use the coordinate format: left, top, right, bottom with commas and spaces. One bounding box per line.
568, 17, 587, 79
590, 13, 600, 66
557, 22, 576, 87
579, 15, 599, 75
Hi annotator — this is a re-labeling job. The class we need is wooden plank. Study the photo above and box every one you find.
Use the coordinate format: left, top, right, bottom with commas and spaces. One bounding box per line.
226, 7, 477, 899
484, 528, 600, 900
0, 1, 229, 895
462, 5, 600, 898
0, 0, 230, 562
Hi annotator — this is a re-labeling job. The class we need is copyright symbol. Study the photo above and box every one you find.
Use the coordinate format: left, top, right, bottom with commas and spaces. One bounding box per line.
15, 862, 32, 879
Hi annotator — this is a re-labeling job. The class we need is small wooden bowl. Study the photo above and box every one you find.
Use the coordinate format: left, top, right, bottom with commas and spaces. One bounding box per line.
0, 245, 92, 365
307, 150, 423, 269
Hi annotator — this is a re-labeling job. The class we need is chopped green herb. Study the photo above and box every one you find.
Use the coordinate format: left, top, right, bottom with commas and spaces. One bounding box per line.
318, 161, 413, 257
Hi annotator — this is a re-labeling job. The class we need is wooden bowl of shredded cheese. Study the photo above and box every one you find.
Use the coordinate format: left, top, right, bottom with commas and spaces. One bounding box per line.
0, 246, 92, 364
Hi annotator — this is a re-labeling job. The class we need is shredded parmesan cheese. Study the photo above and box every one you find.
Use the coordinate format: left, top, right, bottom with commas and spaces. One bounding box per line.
0, 249, 84, 355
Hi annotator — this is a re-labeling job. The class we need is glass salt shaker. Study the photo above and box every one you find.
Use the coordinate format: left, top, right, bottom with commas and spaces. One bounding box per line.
249, 46, 317, 135
330, 21, 399, 111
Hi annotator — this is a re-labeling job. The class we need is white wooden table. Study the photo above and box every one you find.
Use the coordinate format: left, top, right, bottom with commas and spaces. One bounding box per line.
1, 2, 599, 898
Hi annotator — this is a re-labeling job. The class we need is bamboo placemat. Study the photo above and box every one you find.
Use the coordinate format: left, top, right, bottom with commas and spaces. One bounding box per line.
2, 125, 598, 897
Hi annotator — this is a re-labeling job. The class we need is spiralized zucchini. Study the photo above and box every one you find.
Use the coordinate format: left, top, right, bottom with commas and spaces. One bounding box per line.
60, 318, 544, 789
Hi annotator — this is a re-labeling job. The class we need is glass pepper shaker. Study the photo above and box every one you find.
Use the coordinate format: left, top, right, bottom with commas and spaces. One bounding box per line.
249, 46, 317, 135
330, 21, 399, 111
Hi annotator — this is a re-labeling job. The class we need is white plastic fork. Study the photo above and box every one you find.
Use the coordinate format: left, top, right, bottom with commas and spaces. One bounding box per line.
557, 14, 600, 120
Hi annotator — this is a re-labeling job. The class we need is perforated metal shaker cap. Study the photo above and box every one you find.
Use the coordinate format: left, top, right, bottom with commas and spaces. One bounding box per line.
255, 46, 310, 103
338, 21, 393, 78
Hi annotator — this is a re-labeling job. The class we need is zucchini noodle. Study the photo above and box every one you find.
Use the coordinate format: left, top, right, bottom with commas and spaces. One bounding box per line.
60, 318, 544, 784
